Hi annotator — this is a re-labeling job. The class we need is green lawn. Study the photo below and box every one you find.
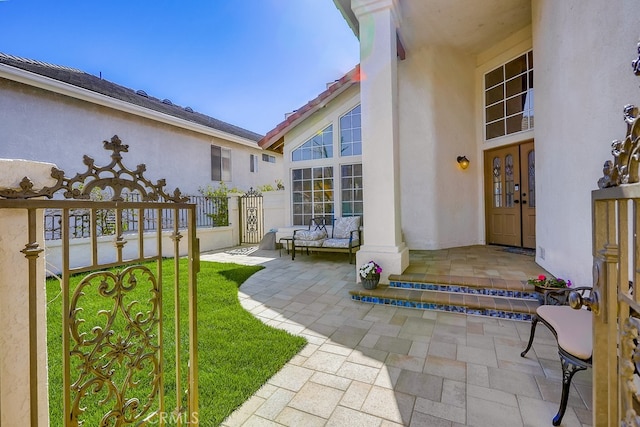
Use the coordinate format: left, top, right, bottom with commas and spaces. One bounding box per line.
46, 258, 307, 426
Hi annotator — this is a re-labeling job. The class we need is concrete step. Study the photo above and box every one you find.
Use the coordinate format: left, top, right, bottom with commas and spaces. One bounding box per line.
349, 273, 540, 321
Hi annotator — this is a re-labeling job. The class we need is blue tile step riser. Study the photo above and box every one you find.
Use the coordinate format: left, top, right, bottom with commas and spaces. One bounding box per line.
389, 280, 538, 301
351, 294, 533, 321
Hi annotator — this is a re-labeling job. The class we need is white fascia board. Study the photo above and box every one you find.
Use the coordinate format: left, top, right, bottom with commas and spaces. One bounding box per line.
0, 63, 260, 149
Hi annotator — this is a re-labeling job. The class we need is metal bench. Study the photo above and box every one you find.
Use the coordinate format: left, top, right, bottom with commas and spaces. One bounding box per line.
520, 287, 593, 426
291, 216, 361, 264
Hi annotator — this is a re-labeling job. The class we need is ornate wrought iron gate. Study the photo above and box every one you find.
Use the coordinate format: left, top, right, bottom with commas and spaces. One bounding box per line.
239, 188, 263, 244
0, 136, 199, 426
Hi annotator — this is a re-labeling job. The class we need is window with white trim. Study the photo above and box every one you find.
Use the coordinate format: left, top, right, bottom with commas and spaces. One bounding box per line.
484, 51, 534, 140
250, 154, 258, 173
211, 145, 231, 181
289, 104, 364, 225
262, 153, 276, 163
292, 125, 333, 161
340, 105, 361, 156
341, 163, 363, 217
291, 167, 334, 226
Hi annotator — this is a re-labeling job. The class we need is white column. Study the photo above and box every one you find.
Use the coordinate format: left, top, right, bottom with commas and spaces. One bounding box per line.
0, 159, 55, 426
353, 0, 409, 281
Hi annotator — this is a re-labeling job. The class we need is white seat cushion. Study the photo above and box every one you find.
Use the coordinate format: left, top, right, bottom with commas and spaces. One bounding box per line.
294, 229, 327, 241
322, 238, 359, 248
293, 239, 325, 247
537, 305, 593, 360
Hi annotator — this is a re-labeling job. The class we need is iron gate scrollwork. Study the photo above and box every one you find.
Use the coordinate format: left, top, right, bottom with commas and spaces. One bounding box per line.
0, 135, 200, 426
239, 187, 264, 244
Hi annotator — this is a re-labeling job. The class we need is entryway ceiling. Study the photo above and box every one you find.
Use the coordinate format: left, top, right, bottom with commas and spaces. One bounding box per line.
335, 0, 532, 55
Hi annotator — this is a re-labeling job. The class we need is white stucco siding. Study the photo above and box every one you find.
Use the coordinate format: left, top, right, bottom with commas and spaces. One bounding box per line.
532, 0, 640, 284
0, 78, 282, 195
398, 46, 478, 249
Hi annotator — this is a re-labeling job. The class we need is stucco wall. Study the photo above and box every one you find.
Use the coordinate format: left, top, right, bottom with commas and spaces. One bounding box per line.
0, 79, 282, 196
532, 0, 640, 284
398, 46, 479, 249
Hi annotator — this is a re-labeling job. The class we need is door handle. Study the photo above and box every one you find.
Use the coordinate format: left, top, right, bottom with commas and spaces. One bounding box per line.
514, 200, 520, 204
522, 200, 527, 204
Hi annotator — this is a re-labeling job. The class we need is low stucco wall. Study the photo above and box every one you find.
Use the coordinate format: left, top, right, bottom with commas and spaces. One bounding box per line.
262, 191, 285, 233
45, 225, 238, 275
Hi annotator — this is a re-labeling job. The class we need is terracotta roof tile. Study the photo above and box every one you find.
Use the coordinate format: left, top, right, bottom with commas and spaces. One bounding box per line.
258, 65, 360, 152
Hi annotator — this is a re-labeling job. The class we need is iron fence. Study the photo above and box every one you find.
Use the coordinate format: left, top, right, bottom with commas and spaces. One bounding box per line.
44, 194, 229, 240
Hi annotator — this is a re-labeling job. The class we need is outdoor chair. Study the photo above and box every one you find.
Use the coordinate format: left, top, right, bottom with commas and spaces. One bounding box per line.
520, 287, 593, 426
292, 216, 361, 263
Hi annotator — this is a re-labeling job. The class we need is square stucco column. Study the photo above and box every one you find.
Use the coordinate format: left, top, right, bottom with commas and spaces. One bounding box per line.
0, 159, 55, 426
353, 0, 409, 281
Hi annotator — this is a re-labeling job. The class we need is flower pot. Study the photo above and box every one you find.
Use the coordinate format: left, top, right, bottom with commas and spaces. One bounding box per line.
534, 285, 568, 305
361, 274, 380, 290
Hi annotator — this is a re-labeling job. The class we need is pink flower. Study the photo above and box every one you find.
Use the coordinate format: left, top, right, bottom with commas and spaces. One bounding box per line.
538, 275, 546, 280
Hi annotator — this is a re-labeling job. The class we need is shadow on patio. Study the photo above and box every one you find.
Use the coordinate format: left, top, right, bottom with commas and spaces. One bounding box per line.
202, 245, 592, 427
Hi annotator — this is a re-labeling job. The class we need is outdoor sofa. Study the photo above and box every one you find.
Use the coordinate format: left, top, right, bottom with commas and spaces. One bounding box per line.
291, 216, 361, 264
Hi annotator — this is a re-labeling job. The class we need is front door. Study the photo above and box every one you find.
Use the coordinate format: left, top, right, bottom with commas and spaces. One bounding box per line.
485, 141, 536, 248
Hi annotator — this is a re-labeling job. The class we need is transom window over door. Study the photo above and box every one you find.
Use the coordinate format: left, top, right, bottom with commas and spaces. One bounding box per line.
485, 51, 534, 140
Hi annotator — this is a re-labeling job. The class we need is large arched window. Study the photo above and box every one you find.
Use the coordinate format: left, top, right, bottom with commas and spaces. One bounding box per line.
290, 104, 363, 225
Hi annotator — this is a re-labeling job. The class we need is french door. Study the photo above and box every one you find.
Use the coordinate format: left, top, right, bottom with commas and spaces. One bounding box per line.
484, 141, 535, 248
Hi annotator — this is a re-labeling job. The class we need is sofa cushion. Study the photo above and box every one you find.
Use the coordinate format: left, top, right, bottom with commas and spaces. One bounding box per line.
294, 239, 325, 248
295, 229, 327, 241
323, 238, 359, 248
333, 216, 360, 239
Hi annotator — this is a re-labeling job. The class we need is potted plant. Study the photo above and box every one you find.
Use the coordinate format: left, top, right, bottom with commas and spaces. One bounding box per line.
528, 275, 572, 304
527, 275, 571, 292
359, 260, 382, 290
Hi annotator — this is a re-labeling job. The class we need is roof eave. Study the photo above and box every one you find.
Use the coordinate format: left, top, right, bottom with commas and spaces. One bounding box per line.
0, 63, 260, 148
258, 80, 358, 151
333, 0, 360, 38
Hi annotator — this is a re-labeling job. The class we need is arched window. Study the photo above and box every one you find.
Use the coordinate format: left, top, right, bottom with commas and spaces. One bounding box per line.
292, 125, 333, 161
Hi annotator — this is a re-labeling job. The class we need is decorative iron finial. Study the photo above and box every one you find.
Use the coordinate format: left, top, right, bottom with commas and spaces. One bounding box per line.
632, 42, 640, 76
598, 44, 640, 188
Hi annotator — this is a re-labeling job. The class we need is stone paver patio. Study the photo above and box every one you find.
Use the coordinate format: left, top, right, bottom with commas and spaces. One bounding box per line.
202, 246, 592, 427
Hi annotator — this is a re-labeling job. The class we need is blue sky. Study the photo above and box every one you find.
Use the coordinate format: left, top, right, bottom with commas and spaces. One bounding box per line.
0, 0, 359, 135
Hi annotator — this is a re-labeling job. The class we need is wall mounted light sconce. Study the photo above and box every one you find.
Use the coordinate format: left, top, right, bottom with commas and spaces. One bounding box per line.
457, 155, 470, 170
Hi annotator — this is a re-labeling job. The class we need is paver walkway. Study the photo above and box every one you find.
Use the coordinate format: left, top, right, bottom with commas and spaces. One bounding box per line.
202, 246, 592, 427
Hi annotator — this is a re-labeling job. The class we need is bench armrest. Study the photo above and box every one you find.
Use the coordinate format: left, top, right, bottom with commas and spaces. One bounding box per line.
543, 286, 592, 306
